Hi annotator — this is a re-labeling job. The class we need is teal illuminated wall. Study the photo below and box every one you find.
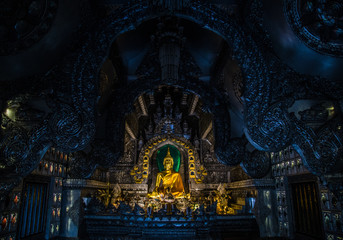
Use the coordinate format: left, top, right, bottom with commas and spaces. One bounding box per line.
156, 144, 181, 172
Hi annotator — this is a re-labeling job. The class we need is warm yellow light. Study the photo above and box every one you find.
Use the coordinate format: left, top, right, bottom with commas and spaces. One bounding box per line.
4, 108, 16, 120
5, 109, 11, 116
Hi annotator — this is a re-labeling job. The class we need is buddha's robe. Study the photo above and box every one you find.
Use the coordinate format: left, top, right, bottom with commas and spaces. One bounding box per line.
150, 170, 184, 198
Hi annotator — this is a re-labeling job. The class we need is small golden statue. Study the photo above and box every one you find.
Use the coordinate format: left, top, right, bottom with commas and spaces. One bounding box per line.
96, 182, 113, 208
212, 183, 234, 215
148, 147, 185, 200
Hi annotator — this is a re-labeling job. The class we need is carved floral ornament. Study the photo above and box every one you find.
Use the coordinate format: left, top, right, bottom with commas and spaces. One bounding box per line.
131, 135, 207, 184
0, 0, 59, 55
284, 0, 343, 57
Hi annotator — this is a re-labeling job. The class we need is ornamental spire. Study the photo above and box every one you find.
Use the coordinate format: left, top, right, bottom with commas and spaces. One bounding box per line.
164, 147, 173, 160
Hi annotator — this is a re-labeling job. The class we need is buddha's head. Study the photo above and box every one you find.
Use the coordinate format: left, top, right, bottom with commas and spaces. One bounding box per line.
163, 147, 174, 171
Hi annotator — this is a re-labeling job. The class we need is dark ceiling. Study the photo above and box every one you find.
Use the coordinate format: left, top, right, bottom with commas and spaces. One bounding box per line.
114, 18, 226, 81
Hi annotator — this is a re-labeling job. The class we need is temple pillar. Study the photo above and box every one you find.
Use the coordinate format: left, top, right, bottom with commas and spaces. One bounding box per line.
155, 19, 184, 85
59, 179, 86, 240
255, 187, 278, 237
228, 179, 278, 237
159, 41, 181, 83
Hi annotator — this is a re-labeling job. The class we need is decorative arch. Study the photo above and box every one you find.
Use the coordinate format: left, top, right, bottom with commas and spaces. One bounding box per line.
69, 0, 277, 153
130, 135, 206, 184
68, 0, 343, 177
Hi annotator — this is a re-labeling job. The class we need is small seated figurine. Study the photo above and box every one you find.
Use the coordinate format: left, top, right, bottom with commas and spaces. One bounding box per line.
148, 147, 185, 200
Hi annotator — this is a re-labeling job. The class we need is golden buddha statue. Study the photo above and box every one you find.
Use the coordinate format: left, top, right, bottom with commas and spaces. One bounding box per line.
148, 147, 185, 200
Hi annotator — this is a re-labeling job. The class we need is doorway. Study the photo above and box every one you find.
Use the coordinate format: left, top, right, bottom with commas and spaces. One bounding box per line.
290, 175, 324, 239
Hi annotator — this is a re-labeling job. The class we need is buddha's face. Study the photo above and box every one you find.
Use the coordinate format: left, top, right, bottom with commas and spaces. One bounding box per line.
164, 158, 173, 171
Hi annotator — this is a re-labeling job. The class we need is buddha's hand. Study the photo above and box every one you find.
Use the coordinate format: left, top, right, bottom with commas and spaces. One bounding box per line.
148, 187, 160, 198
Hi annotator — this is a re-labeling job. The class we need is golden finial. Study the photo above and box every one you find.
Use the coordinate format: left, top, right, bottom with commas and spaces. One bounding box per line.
165, 147, 172, 159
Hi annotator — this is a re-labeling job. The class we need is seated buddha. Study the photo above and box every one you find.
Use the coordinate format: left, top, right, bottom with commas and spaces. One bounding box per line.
148, 147, 185, 200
